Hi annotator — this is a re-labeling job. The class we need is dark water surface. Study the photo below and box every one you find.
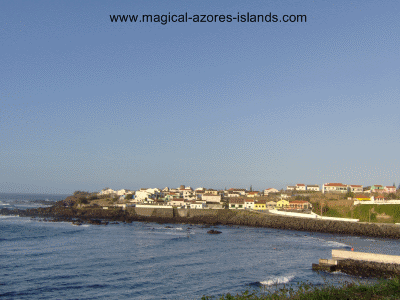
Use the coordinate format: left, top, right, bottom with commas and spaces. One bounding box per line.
1, 194, 400, 299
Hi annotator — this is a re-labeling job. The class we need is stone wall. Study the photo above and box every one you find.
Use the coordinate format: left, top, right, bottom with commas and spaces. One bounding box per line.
152, 208, 173, 218
188, 209, 219, 218
337, 259, 400, 278
134, 207, 154, 217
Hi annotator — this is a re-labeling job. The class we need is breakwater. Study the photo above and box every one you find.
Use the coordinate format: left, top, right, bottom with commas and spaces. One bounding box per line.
313, 250, 400, 278
2, 205, 400, 239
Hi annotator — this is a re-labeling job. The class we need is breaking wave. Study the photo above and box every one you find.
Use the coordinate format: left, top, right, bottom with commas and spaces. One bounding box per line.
259, 275, 295, 286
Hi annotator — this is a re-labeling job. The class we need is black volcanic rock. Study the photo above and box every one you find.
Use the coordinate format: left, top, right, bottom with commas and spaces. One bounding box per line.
207, 229, 222, 234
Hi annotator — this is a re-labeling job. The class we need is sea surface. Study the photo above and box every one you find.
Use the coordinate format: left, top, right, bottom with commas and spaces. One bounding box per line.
1, 193, 400, 300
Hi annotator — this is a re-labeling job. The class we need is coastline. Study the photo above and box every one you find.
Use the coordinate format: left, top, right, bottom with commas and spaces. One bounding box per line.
2, 204, 400, 239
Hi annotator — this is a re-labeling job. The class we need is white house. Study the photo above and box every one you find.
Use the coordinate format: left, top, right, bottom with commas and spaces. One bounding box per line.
99, 188, 116, 195
296, 184, 306, 191
244, 199, 254, 209
322, 183, 348, 193
135, 188, 162, 202
264, 188, 279, 195
116, 189, 130, 196
246, 191, 260, 198
202, 194, 222, 203
190, 202, 206, 209
226, 192, 241, 197
182, 190, 196, 200
228, 188, 246, 195
286, 186, 296, 191
229, 198, 245, 209
169, 198, 185, 207
384, 186, 396, 194
307, 185, 320, 191
348, 185, 363, 193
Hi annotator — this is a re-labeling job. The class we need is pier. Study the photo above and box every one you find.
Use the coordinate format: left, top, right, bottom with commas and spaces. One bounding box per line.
313, 250, 400, 278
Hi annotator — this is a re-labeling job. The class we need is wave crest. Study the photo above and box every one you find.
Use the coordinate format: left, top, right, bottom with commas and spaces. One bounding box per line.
259, 275, 295, 286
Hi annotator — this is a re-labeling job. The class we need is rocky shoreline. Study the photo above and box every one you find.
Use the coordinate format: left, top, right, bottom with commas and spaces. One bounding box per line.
2, 204, 400, 239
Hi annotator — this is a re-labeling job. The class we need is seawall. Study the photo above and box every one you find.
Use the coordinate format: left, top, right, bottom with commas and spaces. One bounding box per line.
2, 206, 400, 239
313, 250, 400, 278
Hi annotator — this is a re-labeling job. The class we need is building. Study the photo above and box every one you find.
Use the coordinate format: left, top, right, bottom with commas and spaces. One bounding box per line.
307, 185, 320, 192
354, 194, 370, 201
254, 200, 267, 210
190, 202, 206, 209
322, 183, 348, 193
244, 199, 255, 209
169, 198, 185, 207
296, 184, 306, 191
202, 194, 222, 203
229, 198, 245, 209
116, 189, 130, 196
204, 189, 218, 195
247, 191, 260, 198
226, 192, 241, 197
99, 188, 116, 195
266, 201, 277, 209
276, 199, 290, 208
348, 185, 363, 193
384, 186, 396, 194
228, 188, 247, 196
264, 188, 279, 195
135, 188, 162, 202
371, 185, 384, 193
288, 200, 311, 210
286, 186, 296, 191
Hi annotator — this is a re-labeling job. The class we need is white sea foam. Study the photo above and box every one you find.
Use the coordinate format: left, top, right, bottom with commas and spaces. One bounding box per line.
0, 215, 19, 218
324, 241, 349, 248
307, 237, 349, 248
260, 275, 295, 286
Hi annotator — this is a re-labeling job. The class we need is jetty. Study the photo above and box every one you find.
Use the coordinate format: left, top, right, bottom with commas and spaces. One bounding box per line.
312, 249, 400, 278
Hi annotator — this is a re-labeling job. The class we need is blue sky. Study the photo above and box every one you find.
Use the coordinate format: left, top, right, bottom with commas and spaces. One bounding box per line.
1, 0, 399, 194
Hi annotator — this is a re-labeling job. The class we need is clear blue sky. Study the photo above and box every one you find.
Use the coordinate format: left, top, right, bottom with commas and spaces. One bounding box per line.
1, 0, 399, 194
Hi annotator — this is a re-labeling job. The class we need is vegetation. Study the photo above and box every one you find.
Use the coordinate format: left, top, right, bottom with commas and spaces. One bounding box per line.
125, 194, 133, 200
352, 204, 400, 223
201, 277, 400, 299
294, 195, 310, 201
344, 191, 355, 199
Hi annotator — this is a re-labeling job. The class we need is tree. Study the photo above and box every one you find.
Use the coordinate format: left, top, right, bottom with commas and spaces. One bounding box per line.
387, 193, 396, 200
126, 194, 133, 200
344, 191, 355, 199
249, 185, 253, 192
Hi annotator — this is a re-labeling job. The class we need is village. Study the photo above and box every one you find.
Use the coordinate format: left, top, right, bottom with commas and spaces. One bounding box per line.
87, 183, 400, 216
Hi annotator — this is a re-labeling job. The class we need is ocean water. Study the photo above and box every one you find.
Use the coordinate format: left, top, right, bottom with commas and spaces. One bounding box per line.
1, 194, 400, 299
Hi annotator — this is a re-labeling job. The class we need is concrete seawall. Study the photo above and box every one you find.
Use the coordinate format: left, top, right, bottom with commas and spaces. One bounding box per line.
313, 250, 400, 278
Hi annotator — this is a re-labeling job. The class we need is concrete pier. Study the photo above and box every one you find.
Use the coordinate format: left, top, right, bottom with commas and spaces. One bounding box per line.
313, 250, 400, 278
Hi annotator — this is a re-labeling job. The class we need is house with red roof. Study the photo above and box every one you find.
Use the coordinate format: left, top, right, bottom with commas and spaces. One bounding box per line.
371, 185, 384, 193
348, 185, 363, 193
322, 183, 348, 193
288, 200, 312, 210
384, 186, 396, 194
296, 184, 306, 191
229, 198, 245, 209
247, 191, 260, 198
